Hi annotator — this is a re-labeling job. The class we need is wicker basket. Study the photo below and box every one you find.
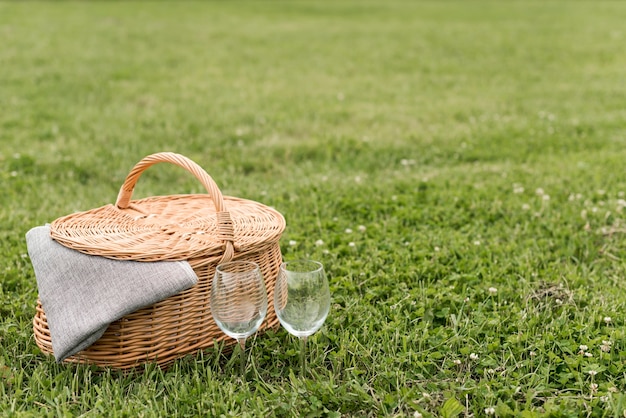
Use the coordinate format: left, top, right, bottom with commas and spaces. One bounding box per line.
32, 152, 285, 369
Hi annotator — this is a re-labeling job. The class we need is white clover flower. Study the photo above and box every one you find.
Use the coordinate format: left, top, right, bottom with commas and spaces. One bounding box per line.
348, 242, 356, 247
474, 240, 481, 246
470, 353, 479, 360
315, 239, 324, 246
585, 352, 593, 358
488, 287, 497, 295
289, 240, 297, 246
513, 184, 524, 194
600, 396, 609, 402
453, 359, 462, 365
529, 351, 536, 357
536, 188, 545, 195
579, 345, 589, 351
485, 407, 495, 415
604, 316, 612, 324
543, 194, 550, 201
413, 412, 423, 418
588, 370, 598, 376
434, 246, 440, 252
358, 225, 366, 232
522, 203, 530, 211
345, 228, 353, 234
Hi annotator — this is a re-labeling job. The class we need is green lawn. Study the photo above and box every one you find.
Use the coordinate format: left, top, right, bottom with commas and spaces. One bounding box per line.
2, 1, 626, 416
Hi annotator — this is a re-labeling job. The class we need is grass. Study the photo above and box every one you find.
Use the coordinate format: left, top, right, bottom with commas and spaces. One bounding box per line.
1, 0, 626, 416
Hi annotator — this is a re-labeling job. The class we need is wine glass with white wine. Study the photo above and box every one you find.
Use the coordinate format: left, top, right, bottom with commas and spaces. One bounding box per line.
273, 260, 330, 376
210, 260, 268, 378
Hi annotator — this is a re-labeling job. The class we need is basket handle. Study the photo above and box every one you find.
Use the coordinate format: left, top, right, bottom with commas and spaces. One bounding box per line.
115, 152, 235, 261
116, 152, 225, 210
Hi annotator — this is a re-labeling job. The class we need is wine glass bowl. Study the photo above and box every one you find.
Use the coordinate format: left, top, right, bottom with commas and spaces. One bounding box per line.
210, 260, 268, 376
274, 260, 330, 374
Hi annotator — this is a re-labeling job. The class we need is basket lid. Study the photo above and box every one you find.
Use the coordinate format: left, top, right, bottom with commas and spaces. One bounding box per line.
49, 153, 285, 263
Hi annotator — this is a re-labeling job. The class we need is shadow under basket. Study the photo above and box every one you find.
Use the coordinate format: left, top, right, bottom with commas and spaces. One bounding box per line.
32, 152, 285, 370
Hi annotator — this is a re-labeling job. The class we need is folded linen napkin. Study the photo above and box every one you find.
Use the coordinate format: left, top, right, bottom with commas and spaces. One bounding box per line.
26, 225, 198, 362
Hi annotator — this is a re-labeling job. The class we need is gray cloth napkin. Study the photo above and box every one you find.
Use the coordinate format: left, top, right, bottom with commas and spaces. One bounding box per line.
26, 225, 198, 362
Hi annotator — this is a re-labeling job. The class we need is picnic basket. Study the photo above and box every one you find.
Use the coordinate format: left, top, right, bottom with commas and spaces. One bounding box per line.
32, 152, 286, 369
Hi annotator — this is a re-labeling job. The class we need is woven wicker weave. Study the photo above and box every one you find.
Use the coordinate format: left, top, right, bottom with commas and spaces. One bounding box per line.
32, 152, 285, 369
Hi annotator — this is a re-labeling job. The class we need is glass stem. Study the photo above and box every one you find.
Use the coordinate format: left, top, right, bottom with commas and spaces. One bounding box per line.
238, 338, 246, 379
300, 336, 308, 377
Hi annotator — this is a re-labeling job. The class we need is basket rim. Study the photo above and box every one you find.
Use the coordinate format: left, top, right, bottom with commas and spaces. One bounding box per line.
50, 193, 286, 262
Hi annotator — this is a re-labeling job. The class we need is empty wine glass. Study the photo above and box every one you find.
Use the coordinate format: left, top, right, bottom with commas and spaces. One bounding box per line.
273, 260, 330, 376
210, 260, 268, 378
